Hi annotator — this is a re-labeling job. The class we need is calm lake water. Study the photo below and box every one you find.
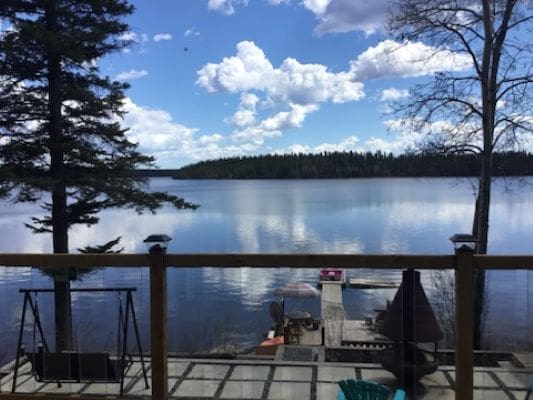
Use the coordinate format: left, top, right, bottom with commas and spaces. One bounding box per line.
0, 178, 532, 365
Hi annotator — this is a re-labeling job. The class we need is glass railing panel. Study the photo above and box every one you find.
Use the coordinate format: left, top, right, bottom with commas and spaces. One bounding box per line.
473, 269, 532, 399
0, 266, 44, 393
0, 264, 149, 398
1, 260, 532, 399
164, 266, 460, 400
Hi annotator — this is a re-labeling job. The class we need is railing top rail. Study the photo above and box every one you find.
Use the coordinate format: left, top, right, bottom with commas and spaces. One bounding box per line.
164, 254, 455, 268
0, 253, 454, 269
0, 253, 149, 268
0, 253, 531, 270
474, 255, 533, 269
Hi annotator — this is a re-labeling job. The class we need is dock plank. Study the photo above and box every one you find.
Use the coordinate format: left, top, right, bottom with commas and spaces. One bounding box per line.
321, 282, 346, 346
341, 320, 390, 346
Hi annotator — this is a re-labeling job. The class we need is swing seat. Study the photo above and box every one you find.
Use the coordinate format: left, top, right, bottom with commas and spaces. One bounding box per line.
13, 288, 149, 397
28, 351, 121, 382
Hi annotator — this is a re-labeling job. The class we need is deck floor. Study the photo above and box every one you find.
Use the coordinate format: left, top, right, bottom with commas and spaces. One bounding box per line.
1, 356, 531, 399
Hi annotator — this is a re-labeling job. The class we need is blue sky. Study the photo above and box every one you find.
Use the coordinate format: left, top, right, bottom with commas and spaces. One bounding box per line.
99, 0, 475, 168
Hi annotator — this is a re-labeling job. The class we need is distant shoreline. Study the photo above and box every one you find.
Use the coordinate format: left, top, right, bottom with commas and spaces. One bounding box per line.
166, 175, 533, 180
137, 151, 533, 179
135, 171, 533, 180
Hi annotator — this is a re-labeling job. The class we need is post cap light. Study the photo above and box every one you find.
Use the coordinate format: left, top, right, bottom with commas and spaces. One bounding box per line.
449, 233, 478, 252
143, 234, 172, 251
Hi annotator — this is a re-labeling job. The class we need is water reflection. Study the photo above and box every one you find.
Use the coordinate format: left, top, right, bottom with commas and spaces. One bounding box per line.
0, 178, 532, 363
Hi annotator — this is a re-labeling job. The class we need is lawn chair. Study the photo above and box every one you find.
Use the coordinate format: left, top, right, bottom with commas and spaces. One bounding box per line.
337, 379, 406, 400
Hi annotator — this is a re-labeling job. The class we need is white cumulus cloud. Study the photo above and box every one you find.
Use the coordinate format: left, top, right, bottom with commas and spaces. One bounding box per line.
120, 98, 265, 166
226, 93, 260, 128
303, 0, 389, 35
350, 40, 472, 80
282, 135, 361, 154
208, 0, 286, 14
231, 104, 319, 144
197, 41, 365, 147
196, 39, 472, 150
206, 0, 387, 34
122, 98, 196, 150
366, 118, 460, 154
380, 88, 410, 101
115, 69, 148, 81
197, 41, 365, 105
260, 104, 319, 131
153, 33, 172, 42
302, 0, 332, 15
208, 0, 248, 15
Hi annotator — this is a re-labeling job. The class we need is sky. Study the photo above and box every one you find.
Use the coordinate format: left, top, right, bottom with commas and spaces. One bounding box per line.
99, 0, 476, 168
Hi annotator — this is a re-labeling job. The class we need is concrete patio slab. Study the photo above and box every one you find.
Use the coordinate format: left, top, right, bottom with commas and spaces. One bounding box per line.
2, 356, 531, 399
37, 382, 85, 394
81, 382, 121, 395
230, 365, 270, 381
317, 382, 339, 399
268, 381, 311, 400
220, 380, 265, 399
449, 371, 499, 388
360, 368, 396, 382
511, 390, 529, 399
168, 361, 191, 377
174, 379, 220, 398
188, 363, 230, 380
129, 376, 175, 396
494, 372, 530, 389
124, 362, 146, 377
415, 387, 455, 399
317, 366, 356, 382
473, 389, 511, 399
273, 366, 312, 382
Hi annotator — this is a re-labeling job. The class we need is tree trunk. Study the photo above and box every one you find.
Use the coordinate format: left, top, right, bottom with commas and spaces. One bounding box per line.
471, 0, 498, 349
471, 151, 493, 349
46, 0, 72, 351
51, 181, 72, 351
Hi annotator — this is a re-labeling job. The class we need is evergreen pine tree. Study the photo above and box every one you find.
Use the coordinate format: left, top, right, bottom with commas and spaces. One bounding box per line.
0, 0, 197, 350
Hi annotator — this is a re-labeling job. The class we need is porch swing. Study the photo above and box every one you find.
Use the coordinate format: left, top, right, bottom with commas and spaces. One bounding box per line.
11, 287, 149, 397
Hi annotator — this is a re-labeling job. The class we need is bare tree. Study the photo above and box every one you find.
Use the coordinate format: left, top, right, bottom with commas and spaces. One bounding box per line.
388, 0, 532, 348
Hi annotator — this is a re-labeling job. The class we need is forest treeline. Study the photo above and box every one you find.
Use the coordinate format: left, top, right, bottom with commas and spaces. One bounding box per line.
171, 151, 533, 179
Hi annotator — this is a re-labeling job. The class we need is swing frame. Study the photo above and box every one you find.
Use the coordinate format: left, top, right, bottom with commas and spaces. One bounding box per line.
11, 288, 149, 397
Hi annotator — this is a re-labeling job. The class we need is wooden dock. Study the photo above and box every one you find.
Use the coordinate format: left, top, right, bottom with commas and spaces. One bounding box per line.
341, 320, 390, 346
320, 281, 388, 347
321, 281, 346, 346
348, 278, 398, 289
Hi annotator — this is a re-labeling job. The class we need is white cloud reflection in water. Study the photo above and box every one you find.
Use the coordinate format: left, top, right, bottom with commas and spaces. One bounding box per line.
0, 177, 532, 355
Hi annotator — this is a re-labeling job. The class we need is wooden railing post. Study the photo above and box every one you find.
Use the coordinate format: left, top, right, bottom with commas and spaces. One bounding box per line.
149, 246, 168, 399
455, 248, 475, 400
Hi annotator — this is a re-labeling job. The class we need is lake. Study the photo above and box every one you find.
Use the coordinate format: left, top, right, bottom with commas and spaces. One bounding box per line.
0, 177, 531, 364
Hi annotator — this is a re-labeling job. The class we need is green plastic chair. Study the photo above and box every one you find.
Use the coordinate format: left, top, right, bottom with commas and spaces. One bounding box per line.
337, 379, 406, 400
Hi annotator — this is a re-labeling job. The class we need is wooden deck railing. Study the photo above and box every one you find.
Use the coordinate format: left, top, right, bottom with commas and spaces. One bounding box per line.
0, 251, 532, 400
